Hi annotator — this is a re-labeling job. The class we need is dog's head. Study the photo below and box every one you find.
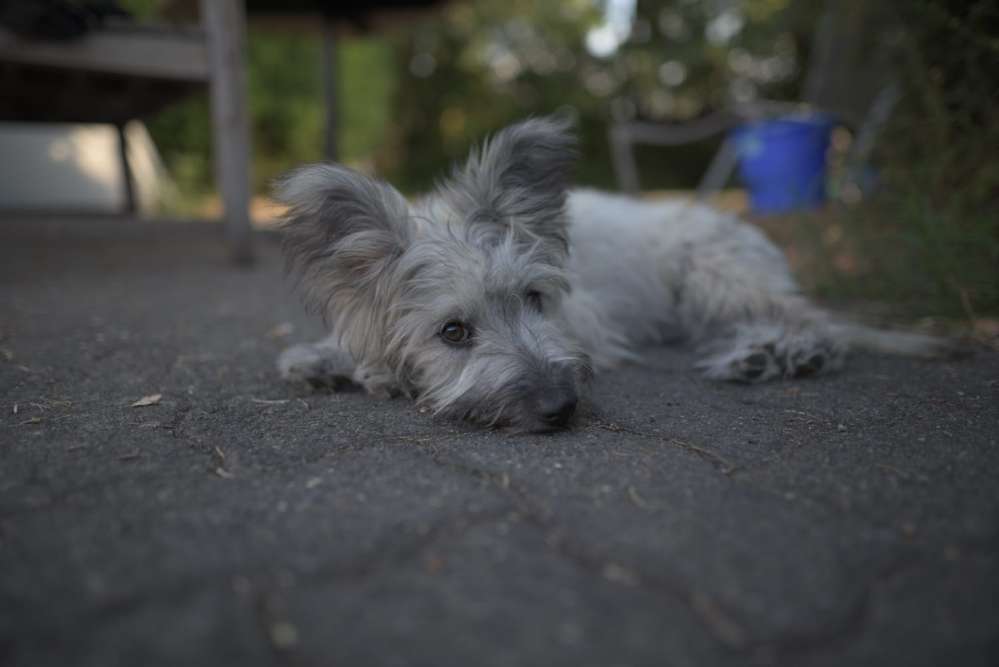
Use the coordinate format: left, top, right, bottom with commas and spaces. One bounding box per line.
277, 116, 590, 431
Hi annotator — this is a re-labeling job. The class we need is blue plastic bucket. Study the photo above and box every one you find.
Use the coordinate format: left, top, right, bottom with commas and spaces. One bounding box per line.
730, 114, 835, 214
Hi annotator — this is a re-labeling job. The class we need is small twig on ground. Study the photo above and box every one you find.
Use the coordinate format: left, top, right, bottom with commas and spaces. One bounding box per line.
948, 277, 979, 330
690, 591, 747, 648
250, 398, 290, 406
213, 446, 234, 478
627, 485, 652, 509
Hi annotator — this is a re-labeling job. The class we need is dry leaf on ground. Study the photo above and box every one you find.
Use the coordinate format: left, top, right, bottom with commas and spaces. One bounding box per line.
131, 394, 162, 408
267, 323, 294, 339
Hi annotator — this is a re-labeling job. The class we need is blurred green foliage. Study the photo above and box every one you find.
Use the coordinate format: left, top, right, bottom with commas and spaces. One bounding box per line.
802, 0, 999, 317
142, 30, 395, 204
139, 0, 817, 199
126, 0, 996, 316
379, 0, 818, 192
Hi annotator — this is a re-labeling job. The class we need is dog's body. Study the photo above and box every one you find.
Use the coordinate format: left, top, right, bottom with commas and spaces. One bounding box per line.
277, 117, 948, 431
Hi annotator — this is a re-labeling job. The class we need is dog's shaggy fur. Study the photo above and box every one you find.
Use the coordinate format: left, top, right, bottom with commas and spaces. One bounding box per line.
276, 116, 950, 432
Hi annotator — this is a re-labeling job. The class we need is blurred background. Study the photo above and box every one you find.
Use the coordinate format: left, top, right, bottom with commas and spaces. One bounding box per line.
0, 0, 996, 324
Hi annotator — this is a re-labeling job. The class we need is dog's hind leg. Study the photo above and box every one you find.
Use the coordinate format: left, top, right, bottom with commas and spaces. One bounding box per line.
658, 222, 843, 382
696, 319, 846, 383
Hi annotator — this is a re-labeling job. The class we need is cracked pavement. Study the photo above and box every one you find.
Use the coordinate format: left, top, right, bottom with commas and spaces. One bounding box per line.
2, 219, 998, 666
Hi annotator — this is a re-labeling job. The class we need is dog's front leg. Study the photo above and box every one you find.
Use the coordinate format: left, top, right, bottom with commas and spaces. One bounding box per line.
278, 336, 400, 397
278, 337, 357, 389
350, 363, 402, 399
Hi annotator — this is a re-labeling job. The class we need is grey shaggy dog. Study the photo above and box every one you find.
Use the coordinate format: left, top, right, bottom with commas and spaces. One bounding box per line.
276, 116, 951, 432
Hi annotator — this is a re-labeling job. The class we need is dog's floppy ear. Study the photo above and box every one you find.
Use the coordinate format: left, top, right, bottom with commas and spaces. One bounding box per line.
276, 164, 410, 359
444, 115, 577, 256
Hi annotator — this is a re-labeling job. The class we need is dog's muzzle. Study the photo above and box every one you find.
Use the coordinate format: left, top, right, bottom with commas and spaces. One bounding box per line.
527, 363, 579, 431
536, 389, 578, 428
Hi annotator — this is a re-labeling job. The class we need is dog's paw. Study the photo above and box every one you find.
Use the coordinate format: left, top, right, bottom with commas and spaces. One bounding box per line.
697, 334, 845, 383
697, 345, 782, 383
782, 338, 844, 378
352, 363, 402, 399
278, 343, 357, 390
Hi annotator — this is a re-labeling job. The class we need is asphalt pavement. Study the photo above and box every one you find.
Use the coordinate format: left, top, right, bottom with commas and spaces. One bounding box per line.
2, 218, 998, 667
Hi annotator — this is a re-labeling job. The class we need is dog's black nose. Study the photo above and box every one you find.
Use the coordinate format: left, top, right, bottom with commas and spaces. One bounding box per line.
538, 392, 578, 427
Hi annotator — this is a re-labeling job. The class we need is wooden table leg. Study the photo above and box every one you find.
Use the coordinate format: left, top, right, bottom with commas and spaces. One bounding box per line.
202, 0, 254, 265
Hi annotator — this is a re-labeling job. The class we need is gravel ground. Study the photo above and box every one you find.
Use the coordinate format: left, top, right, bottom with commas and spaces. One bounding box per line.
2, 218, 998, 667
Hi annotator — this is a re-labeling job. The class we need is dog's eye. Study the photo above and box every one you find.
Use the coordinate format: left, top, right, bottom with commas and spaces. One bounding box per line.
440, 321, 472, 345
525, 290, 543, 312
